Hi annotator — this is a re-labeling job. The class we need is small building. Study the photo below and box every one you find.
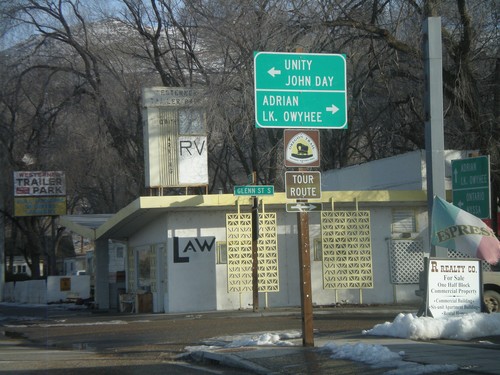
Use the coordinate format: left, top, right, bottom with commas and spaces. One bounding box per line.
62, 150, 495, 313
61, 189, 432, 313
321, 150, 475, 191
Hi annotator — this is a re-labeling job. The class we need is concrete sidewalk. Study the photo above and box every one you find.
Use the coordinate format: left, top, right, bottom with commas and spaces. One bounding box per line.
190, 331, 500, 374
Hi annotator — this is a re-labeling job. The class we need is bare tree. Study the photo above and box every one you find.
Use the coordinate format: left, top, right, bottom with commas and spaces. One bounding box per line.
1, 0, 497, 226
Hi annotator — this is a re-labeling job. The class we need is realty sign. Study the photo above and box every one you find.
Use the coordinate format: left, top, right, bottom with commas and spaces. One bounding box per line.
426, 258, 482, 318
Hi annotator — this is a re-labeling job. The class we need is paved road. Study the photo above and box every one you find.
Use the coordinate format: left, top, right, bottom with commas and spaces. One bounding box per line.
2, 303, 495, 374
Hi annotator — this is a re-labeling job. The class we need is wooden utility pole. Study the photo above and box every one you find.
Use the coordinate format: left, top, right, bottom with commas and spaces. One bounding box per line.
251, 196, 259, 312
251, 172, 259, 312
297, 205, 314, 346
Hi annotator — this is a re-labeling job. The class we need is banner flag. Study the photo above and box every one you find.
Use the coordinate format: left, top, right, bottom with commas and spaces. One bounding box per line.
431, 195, 500, 265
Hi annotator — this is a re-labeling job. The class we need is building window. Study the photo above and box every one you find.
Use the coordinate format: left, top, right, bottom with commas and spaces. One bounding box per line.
116, 246, 124, 258
217, 242, 227, 264
392, 209, 416, 236
313, 238, 323, 261
136, 247, 152, 291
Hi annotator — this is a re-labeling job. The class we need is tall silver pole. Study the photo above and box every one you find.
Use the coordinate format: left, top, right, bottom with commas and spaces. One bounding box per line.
424, 17, 447, 258
0, 187, 4, 301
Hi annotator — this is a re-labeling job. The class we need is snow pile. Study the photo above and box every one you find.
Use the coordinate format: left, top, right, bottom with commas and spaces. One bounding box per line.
226, 332, 296, 347
363, 312, 500, 340
323, 342, 459, 374
186, 312, 500, 374
185, 330, 302, 352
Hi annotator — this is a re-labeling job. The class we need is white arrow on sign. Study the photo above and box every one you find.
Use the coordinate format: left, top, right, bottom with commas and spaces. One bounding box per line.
290, 203, 320, 212
267, 67, 281, 77
326, 104, 339, 114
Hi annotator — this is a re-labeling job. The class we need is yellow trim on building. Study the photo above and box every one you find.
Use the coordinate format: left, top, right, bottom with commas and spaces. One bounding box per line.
60, 190, 428, 240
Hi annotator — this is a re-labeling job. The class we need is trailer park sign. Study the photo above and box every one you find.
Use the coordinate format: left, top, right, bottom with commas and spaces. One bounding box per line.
14, 171, 66, 216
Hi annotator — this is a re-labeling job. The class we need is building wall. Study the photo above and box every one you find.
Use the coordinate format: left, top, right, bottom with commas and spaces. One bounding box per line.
125, 200, 427, 313
321, 150, 474, 191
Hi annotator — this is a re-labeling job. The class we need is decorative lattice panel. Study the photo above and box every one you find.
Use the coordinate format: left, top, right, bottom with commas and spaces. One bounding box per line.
226, 212, 278, 293
321, 210, 373, 289
389, 240, 424, 284
226, 213, 253, 292
257, 213, 279, 292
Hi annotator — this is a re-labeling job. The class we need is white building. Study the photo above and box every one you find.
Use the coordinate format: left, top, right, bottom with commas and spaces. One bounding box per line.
321, 150, 475, 191
60, 190, 429, 313
58, 151, 485, 314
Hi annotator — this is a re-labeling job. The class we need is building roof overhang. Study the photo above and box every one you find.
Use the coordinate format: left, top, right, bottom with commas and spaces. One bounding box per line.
60, 190, 429, 241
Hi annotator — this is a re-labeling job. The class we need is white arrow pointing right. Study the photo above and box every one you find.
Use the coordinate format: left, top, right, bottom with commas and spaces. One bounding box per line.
326, 104, 339, 114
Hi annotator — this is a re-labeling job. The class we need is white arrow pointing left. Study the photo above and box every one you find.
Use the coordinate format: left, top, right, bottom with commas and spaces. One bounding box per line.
326, 104, 339, 114
268, 67, 281, 77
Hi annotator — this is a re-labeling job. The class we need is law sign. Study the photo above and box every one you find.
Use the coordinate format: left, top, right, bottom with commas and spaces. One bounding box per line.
285, 171, 321, 200
234, 185, 274, 196
254, 52, 347, 129
451, 156, 490, 219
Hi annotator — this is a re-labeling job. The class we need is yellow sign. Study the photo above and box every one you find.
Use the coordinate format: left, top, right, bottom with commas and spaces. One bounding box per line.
14, 196, 66, 217
60, 277, 71, 291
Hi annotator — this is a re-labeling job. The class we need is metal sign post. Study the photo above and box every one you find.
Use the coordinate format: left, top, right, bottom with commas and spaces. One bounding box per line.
423, 17, 446, 258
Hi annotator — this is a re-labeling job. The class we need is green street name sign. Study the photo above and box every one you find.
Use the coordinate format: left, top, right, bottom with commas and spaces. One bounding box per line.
254, 52, 347, 129
234, 185, 274, 196
451, 156, 490, 219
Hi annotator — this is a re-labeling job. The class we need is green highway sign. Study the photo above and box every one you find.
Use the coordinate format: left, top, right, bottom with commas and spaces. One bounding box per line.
451, 156, 490, 219
254, 52, 347, 129
234, 185, 274, 196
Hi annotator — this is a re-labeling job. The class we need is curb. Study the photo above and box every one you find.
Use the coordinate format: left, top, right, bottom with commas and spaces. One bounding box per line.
188, 349, 272, 374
